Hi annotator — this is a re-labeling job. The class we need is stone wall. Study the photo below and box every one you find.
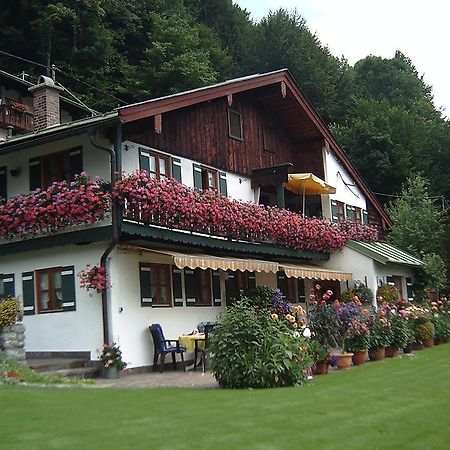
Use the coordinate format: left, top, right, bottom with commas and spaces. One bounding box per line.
0, 323, 26, 363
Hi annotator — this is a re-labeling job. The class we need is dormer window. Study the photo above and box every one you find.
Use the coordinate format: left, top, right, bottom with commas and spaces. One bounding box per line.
228, 109, 243, 140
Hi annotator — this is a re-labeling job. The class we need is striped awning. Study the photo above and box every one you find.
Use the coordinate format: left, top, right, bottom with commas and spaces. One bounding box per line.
280, 263, 352, 281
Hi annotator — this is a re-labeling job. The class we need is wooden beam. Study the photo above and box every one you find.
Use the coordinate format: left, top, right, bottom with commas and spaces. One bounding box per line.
227, 94, 233, 106
281, 81, 287, 98
154, 114, 162, 134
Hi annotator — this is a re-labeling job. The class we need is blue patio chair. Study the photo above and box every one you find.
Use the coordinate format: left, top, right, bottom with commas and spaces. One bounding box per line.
149, 324, 186, 373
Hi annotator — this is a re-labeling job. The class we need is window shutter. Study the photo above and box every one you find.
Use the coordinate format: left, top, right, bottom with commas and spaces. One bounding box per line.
218, 172, 228, 197
331, 200, 338, 223
171, 158, 182, 183
61, 266, 76, 311
69, 147, 83, 180
172, 267, 184, 307
193, 165, 203, 190
212, 270, 222, 306
277, 271, 287, 294
0, 166, 6, 200
184, 269, 196, 306
248, 272, 256, 290
22, 271, 35, 315
406, 277, 414, 301
225, 271, 238, 306
139, 263, 152, 306
298, 279, 306, 302
363, 210, 369, 225
139, 149, 150, 172
3, 273, 15, 297
29, 157, 42, 191
386, 276, 395, 286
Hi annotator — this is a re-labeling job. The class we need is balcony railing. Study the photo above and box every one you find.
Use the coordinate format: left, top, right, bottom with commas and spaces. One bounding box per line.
0, 104, 34, 133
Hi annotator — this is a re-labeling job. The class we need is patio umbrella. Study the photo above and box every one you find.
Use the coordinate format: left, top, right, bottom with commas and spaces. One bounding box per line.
283, 173, 336, 216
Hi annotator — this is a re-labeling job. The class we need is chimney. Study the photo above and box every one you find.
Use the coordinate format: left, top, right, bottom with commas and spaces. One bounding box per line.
28, 75, 64, 132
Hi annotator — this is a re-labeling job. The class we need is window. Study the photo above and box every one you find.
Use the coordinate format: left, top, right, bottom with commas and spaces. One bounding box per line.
225, 271, 255, 305
346, 205, 356, 222
139, 263, 172, 307
0, 273, 14, 300
29, 146, 83, 191
228, 109, 243, 140
263, 124, 276, 153
355, 208, 362, 223
277, 272, 305, 304
22, 266, 76, 315
139, 149, 171, 181
193, 165, 228, 195
331, 200, 345, 223
0, 166, 6, 200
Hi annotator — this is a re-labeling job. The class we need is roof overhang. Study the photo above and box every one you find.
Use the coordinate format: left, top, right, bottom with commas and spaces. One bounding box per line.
346, 240, 423, 267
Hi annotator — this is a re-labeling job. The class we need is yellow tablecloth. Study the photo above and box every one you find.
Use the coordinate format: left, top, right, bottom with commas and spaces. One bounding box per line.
179, 334, 205, 353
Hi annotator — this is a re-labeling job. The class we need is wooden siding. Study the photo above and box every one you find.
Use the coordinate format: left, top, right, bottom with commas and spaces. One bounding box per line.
123, 95, 324, 176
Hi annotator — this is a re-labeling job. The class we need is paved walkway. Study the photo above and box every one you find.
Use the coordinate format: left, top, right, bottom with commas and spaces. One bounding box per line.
92, 370, 219, 389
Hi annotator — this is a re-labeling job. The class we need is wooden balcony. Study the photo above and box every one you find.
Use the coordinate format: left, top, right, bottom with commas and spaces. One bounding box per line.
0, 104, 34, 133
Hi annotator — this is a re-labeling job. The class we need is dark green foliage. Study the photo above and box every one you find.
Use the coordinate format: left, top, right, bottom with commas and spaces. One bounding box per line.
388, 315, 413, 349
308, 302, 339, 349
413, 317, 435, 343
209, 300, 311, 388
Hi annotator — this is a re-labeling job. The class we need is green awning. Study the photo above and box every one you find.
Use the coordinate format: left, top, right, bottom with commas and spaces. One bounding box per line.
346, 241, 422, 267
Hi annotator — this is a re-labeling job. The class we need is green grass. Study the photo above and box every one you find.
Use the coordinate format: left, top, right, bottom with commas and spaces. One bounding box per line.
1, 345, 450, 450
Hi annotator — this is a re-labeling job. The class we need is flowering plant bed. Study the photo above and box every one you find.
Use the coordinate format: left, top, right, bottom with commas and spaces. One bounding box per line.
98, 343, 127, 370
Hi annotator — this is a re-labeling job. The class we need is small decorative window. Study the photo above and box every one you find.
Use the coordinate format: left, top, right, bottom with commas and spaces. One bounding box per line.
228, 109, 243, 140
139, 149, 171, 181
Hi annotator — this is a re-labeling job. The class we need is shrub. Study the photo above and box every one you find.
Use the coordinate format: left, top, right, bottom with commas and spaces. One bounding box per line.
308, 302, 339, 349
0, 297, 20, 328
413, 317, 435, 343
389, 315, 412, 349
210, 301, 311, 388
342, 284, 374, 304
432, 314, 450, 341
376, 284, 399, 304
344, 320, 370, 352
368, 316, 391, 350
307, 339, 331, 364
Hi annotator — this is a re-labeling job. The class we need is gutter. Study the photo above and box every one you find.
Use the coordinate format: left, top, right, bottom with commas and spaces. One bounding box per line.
89, 123, 122, 344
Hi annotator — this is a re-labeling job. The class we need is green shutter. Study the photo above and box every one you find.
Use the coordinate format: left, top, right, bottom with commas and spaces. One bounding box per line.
22, 271, 35, 315
277, 271, 287, 294
248, 272, 256, 290
363, 210, 368, 224
0, 166, 6, 200
193, 165, 203, 190
172, 267, 184, 307
61, 266, 76, 311
225, 271, 238, 306
171, 158, 182, 183
139, 263, 152, 307
29, 157, 42, 191
219, 172, 228, 196
406, 277, 414, 301
184, 269, 196, 306
331, 200, 338, 223
212, 270, 222, 306
69, 147, 83, 180
298, 279, 306, 302
2, 273, 15, 298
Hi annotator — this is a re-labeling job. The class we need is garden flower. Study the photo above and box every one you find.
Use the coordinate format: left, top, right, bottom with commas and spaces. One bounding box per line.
271, 313, 278, 320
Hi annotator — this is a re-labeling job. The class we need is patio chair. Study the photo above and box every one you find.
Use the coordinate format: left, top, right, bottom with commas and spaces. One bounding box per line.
149, 324, 186, 373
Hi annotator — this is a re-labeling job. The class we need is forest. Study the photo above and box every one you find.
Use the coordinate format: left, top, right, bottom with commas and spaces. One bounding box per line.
1, 0, 449, 281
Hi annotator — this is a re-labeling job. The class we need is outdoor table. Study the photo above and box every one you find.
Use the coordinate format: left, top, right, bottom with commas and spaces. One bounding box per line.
178, 334, 205, 370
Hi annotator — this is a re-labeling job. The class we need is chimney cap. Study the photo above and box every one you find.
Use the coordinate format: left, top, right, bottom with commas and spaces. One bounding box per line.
28, 75, 64, 93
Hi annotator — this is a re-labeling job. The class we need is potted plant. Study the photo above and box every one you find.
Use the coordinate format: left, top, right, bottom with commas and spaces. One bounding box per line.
344, 320, 370, 365
386, 314, 411, 357
368, 315, 390, 361
308, 302, 340, 350
413, 316, 435, 348
308, 339, 332, 375
98, 343, 127, 379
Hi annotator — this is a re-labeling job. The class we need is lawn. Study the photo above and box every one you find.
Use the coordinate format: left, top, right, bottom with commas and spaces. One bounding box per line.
1, 345, 450, 450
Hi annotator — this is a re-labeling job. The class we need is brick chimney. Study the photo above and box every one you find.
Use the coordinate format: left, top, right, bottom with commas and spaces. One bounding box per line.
28, 75, 64, 132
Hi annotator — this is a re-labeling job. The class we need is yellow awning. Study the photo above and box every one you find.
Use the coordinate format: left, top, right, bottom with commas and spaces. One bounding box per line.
283, 173, 336, 195
123, 246, 279, 273
280, 263, 352, 281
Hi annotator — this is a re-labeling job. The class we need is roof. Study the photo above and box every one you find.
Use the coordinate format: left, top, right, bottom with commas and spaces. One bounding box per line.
346, 240, 423, 267
0, 112, 119, 154
118, 69, 391, 227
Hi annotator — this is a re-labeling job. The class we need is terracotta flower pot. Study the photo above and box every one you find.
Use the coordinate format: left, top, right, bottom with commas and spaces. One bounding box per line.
368, 347, 386, 361
335, 353, 354, 369
385, 346, 398, 358
313, 362, 329, 375
423, 338, 434, 348
352, 350, 367, 366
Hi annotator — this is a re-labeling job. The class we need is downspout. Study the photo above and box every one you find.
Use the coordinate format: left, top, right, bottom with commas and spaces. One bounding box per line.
89, 123, 122, 343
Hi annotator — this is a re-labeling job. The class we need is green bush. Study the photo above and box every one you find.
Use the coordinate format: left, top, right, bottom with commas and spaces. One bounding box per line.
413, 317, 435, 342
389, 315, 412, 349
368, 316, 391, 350
432, 314, 450, 341
376, 284, 398, 304
209, 301, 312, 388
308, 302, 339, 349
342, 284, 374, 304
0, 297, 20, 328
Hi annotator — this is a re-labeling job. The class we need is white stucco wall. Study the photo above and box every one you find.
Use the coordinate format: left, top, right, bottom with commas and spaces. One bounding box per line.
121, 140, 254, 203
0, 134, 111, 199
0, 243, 107, 358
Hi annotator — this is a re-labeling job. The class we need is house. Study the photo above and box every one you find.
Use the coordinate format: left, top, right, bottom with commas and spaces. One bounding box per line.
0, 69, 420, 369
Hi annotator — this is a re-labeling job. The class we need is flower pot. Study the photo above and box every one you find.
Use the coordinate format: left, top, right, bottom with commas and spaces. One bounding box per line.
368, 347, 385, 361
313, 362, 329, 375
403, 343, 413, 354
423, 338, 434, 348
335, 353, 353, 369
103, 366, 120, 379
412, 342, 424, 351
385, 346, 398, 358
352, 350, 367, 366
434, 339, 442, 345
